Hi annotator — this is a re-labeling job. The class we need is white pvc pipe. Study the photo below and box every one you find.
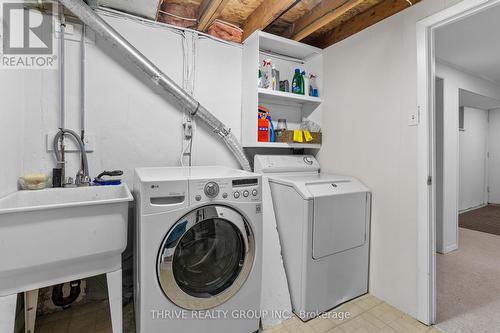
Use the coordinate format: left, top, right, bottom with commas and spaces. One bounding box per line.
81, 24, 86, 137
59, 6, 66, 129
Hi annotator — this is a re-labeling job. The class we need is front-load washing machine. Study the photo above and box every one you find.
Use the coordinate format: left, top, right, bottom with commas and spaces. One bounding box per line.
134, 166, 262, 333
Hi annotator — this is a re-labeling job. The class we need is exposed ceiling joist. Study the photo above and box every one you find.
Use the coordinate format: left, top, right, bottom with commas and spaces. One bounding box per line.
197, 0, 231, 31
314, 0, 421, 48
242, 0, 298, 41
292, 0, 379, 41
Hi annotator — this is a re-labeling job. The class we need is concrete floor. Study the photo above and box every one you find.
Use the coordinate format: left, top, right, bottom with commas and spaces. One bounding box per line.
34, 300, 134, 333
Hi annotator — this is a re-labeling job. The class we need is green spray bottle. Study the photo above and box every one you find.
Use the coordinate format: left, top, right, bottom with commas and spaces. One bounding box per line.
292, 68, 304, 95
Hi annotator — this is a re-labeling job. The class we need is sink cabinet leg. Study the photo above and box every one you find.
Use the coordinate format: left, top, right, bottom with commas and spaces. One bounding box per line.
107, 269, 123, 333
24, 289, 39, 333
0, 294, 17, 333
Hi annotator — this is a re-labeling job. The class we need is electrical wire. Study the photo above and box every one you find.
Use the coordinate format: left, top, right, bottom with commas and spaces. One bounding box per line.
158, 10, 198, 22
96, 7, 241, 48
179, 31, 198, 167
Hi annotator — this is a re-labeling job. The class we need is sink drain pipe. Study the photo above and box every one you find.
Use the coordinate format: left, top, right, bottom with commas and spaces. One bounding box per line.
52, 280, 81, 309
57, 0, 251, 172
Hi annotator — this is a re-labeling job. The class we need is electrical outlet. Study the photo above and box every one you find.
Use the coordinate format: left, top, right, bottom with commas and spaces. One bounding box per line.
55, 22, 75, 36
183, 121, 193, 139
46, 131, 96, 152
55, 22, 94, 43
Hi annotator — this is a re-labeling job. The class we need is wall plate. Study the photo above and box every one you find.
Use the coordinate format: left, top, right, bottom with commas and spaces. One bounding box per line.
409, 107, 420, 126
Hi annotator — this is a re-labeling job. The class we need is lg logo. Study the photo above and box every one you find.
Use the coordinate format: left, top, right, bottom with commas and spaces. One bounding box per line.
2, 2, 53, 55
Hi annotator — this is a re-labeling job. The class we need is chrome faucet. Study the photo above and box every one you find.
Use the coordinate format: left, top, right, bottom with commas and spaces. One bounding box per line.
53, 129, 91, 187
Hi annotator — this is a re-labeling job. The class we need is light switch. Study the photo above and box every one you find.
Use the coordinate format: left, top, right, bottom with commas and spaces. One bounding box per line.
408, 107, 420, 126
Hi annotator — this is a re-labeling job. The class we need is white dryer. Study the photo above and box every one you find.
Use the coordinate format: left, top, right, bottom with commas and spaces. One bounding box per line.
255, 155, 371, 321
134, 166, 262, 333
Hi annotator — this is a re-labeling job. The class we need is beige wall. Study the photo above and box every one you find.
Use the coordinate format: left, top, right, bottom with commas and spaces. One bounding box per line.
318, 0, 462, 318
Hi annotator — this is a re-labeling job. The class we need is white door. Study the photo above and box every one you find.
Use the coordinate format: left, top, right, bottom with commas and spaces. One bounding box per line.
489, 109, 500, 204
459, 107, 488, 211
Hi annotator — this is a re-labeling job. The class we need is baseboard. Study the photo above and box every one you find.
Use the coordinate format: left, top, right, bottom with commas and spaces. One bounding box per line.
459, 204, 487, 214
437, 243, 458, 254
444, 243, 458, 254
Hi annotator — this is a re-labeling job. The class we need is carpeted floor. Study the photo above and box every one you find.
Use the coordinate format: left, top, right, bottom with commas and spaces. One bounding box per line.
459, 205, 500, 236
436, 228, 500, 333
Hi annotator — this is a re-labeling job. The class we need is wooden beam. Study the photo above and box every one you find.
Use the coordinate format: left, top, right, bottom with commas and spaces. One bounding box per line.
197, 0, 231, 31
314, 0, 421, 48
292, 0, 379, 42
242, 0, 297, 41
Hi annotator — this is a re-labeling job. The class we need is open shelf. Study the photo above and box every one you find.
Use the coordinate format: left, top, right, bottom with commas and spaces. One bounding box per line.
247, 142, 321, 149
241, 31, 323, 148
258, 88, 322, 106
258, 31, 322, 61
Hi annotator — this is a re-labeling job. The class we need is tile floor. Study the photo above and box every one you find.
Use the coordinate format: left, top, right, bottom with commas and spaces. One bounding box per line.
34, 294, 440, 333
262, 294, 441, 333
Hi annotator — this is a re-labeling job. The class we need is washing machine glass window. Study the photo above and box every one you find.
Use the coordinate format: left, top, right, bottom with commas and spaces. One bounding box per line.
157, 205, 255, 310
173, 219, 243, 296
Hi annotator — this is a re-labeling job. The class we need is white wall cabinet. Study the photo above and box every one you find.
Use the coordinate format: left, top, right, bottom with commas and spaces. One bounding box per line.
241, 31, 323, 148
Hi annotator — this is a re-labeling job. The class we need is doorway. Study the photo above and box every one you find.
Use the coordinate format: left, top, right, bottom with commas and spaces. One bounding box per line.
416, 0, 500, 330
434, 10, 500, 333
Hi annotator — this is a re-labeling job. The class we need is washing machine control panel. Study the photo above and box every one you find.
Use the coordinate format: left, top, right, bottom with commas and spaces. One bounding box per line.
191, 178, 261, 203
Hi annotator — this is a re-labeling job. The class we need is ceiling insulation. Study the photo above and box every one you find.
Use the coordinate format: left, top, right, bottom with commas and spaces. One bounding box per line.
88, 0, 420, 49
219, 0, 265, 25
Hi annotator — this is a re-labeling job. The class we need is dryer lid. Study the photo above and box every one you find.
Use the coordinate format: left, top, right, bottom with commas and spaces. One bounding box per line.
268, 173, 367, 199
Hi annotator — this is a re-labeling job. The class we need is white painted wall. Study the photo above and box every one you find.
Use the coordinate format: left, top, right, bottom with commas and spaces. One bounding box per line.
0, 71, 24, 197
434, 63, 500, 253
489, 109, 500, 204
318, 0, 466, 317
459, 107, 488, 211
0, 0, 24, 197
21, 12, 241, 186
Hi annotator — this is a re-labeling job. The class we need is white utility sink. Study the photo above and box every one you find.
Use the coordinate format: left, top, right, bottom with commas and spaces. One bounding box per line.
0, 184, 133, 333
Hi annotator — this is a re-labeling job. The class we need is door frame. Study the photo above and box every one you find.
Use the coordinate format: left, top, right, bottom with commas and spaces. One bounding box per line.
416, 0, 500, 325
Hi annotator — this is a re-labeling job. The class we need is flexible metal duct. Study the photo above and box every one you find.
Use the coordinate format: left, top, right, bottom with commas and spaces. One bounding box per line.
58, 0, 251, 171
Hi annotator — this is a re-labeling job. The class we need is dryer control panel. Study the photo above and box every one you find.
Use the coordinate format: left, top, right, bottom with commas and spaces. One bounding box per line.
254, 154, 320, 173
190, 177, 261, 204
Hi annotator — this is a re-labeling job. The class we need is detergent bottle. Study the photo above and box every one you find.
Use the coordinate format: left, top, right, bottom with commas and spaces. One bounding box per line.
292, 69, 304, 95
258, 106, 270, 142
257, 106, 275, 142
267, 113, 275, 142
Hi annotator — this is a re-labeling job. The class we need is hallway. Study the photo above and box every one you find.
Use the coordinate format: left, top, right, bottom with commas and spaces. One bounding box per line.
436, 228, 500, 333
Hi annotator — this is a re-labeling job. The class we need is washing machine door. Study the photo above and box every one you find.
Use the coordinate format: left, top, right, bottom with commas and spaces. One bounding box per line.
157, 205, 255, 310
